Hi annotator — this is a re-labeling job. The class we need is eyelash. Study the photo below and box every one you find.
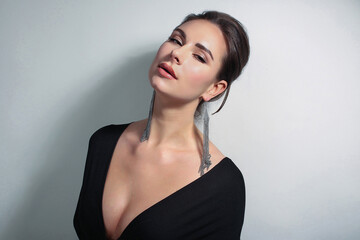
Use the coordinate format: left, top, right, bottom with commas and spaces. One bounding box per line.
194, 55, 206, 63
168, 37, 182, 46
167, 37, 206, 64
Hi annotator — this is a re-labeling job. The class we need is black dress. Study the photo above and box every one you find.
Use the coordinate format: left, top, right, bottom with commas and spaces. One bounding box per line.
73, 122, 246, 240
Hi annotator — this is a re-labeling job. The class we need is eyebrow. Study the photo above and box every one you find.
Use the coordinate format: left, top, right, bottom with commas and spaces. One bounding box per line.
195, 43, 214, 61
173, 28, 214, 61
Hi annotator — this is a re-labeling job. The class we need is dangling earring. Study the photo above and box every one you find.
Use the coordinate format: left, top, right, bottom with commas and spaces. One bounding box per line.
140, 90, 156, 142
198, 100, 212, 176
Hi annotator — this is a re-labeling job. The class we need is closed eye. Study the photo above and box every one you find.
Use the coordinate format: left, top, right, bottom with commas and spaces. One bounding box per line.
194, 54, 206, 63
168, 37, 182, 46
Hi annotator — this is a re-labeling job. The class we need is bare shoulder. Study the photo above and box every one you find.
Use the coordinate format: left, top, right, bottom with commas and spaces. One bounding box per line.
119, 119, 147, 146
208, 140, 226, 163
194, 127, 226, 166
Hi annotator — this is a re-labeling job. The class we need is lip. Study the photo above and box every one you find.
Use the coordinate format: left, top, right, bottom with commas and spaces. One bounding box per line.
158, 63, 177, 79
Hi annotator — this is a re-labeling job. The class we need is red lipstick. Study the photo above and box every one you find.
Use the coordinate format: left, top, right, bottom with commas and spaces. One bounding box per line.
158, 63, 177, 80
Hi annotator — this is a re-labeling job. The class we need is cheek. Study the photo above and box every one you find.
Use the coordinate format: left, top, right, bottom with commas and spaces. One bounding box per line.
183, 64, 211, 85
156, 43, 173, 59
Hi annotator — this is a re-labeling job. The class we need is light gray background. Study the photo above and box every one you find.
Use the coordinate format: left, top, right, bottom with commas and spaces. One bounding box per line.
1, 0, 359, 239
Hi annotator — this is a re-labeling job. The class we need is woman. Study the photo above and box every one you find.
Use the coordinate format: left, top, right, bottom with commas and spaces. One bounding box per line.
74, 10, 250, 240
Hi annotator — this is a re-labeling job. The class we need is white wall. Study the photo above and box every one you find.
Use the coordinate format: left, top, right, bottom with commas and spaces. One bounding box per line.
1, 0, 359, 239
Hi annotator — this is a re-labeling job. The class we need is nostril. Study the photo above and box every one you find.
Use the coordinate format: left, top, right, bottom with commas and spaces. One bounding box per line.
170, 50, 180, 64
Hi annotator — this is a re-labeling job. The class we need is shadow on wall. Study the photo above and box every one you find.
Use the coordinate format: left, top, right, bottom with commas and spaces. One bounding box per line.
1, 49, 157, 239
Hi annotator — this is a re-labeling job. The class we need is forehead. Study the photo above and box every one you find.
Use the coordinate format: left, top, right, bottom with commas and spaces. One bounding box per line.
176, 19, 227, 62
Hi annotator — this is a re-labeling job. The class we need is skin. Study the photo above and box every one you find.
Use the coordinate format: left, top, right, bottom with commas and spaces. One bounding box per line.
146, 19, 228, 151
102, 20, 229, 239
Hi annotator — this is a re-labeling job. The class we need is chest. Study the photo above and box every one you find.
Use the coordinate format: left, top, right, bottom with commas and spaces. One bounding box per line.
101, 140, 203, 239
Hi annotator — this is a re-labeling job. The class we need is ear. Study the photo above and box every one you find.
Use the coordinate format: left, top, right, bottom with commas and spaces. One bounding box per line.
201, 80, 228, 101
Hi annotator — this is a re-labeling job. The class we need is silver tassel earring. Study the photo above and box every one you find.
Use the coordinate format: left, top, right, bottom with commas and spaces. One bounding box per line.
140, 90, 156, 142
198, 101, 212, 176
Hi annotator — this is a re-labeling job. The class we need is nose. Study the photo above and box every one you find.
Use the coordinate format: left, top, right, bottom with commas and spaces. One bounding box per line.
170, 47, 182, 65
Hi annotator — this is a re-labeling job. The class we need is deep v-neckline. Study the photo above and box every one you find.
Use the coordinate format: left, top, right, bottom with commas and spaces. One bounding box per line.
100, 122, 230, 240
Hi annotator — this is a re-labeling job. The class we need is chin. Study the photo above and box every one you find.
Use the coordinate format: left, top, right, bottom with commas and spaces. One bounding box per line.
149, 76, 165, 93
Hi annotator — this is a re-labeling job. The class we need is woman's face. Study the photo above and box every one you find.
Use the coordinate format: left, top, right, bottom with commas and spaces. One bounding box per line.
148, 19, 227, 104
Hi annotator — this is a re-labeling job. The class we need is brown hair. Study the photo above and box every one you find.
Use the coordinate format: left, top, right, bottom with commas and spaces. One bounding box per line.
176, 11, 250, 115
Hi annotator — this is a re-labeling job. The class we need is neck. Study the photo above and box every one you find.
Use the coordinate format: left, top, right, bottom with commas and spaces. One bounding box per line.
145, 92, 201, 149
